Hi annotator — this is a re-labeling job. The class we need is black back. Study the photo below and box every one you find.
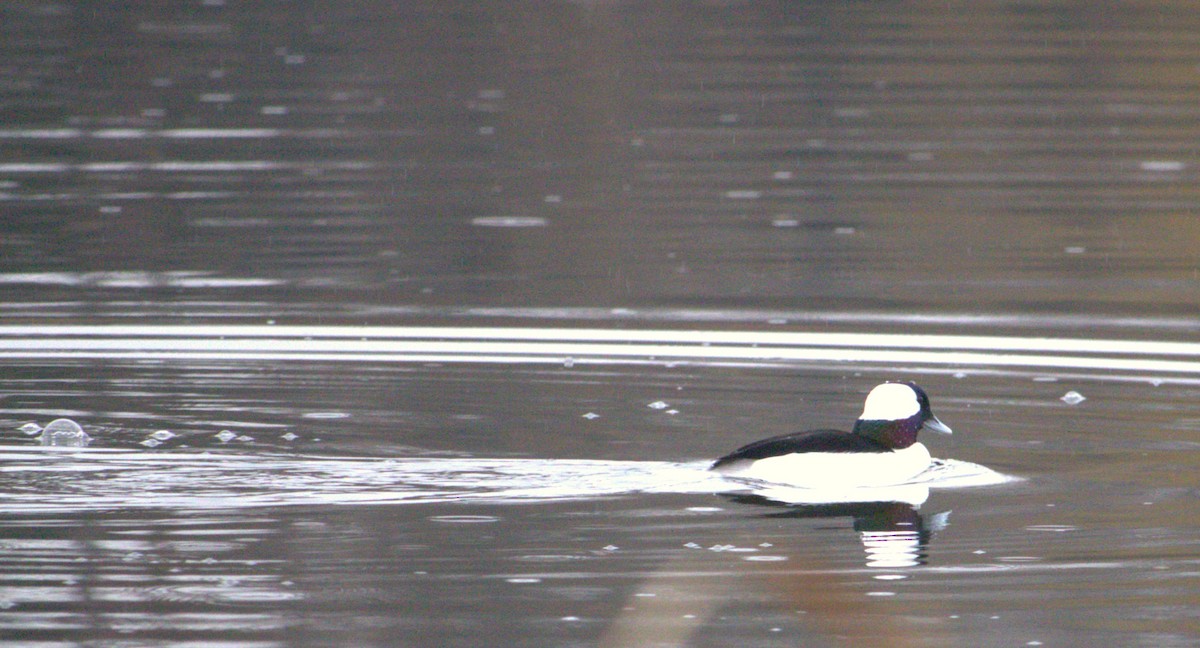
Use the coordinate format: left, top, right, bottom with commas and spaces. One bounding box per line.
711, 429, 891, 469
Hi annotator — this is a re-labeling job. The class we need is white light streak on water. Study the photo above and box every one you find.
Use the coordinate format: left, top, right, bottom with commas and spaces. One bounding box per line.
470, 216, 548, 227
150, 160, 281, 171
0, 128, 283, 140
90, 129, 149, 139
0, 326, 1195, 376
159, 128, 281, 138
0, 129, 82, 139
0, 273, 283, 288
0, 163, 70, 173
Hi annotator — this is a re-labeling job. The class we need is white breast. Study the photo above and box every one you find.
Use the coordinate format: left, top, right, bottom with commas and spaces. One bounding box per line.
713, 443, 932, 488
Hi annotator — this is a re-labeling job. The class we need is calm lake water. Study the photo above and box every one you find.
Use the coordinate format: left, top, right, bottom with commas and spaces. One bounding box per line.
3, 1, 1200, 646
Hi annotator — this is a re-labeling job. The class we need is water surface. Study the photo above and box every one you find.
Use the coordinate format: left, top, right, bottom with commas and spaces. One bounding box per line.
3, 1, 1200, 646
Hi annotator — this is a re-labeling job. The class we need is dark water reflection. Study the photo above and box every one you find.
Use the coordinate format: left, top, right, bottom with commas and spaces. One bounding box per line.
3, 1, 1200, 322
3, 1, 1200, 646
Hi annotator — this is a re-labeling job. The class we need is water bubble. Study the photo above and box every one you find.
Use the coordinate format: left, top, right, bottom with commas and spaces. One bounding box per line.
1060, 391, 1086, 405
280, 432, 299, 441
40, 419, 91, 447
17, 423, 42, 436
215, 430, 237, 442
140, 439, 161, 448
581, 412, 600, 420
149, 430, 176, 441
647, 401, 669, 410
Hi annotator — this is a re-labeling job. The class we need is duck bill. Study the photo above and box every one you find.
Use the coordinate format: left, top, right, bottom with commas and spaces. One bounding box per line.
923, 416, 953, 435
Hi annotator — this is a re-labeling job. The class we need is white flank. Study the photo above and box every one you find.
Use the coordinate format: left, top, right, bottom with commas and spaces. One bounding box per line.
712, 443, 932, 488
859, 383, 920, 420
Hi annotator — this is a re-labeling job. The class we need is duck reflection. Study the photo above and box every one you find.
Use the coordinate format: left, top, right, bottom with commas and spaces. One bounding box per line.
600, 489, 956, 647
724, 491, 950, 568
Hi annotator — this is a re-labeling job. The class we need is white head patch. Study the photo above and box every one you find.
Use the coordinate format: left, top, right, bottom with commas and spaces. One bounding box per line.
859, 383, 920, 421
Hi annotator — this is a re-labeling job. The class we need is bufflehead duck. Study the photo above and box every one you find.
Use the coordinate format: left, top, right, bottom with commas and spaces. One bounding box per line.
711, 382, 952, 489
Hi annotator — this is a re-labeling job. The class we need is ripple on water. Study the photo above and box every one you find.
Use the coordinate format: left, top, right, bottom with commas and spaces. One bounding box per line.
427, 515, 502, 524
1026, 524, 1078, 533
142, 583, 302, 604
513, 554, 591, 563
0, 451, 1014, 512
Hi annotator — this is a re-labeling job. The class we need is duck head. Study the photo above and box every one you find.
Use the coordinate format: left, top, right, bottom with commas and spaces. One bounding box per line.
852, 382, 952, 449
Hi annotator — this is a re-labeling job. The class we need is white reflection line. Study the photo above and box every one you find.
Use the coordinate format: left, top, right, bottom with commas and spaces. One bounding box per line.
0, 128, 280, 139
0, 129, 82, 138
0, 341, 1197, 373
0, 161, 281, 173
0, 163, 70, 173
159, 128, 281, 138
151, 161, 280, 171
0, 326, 1196, 358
